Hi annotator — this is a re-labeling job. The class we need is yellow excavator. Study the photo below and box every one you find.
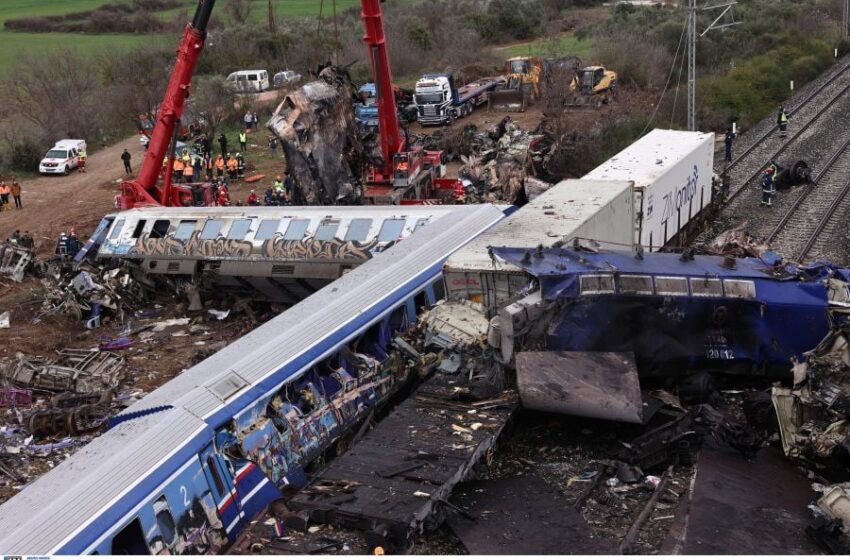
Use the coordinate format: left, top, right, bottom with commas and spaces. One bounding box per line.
488, 56, 543, 112
569, 65, 618, 108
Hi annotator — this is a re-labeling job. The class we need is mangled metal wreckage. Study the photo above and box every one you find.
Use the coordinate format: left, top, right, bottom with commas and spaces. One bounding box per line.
267, 67, 365, 205
426, 246, 850, 424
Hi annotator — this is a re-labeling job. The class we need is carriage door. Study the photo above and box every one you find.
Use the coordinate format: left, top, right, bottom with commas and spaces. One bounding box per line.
200, 443, 244, 538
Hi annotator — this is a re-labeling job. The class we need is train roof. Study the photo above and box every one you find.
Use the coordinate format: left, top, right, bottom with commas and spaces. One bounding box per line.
102, 205, 460, 221
0, 204, 506, 555
445, 179, 633, 273
584, 129, 714, 186
491, 246, 832, 307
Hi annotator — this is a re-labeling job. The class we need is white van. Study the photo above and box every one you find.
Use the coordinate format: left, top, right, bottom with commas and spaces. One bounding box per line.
39, 139, 86, 175
226, 70, 270, 93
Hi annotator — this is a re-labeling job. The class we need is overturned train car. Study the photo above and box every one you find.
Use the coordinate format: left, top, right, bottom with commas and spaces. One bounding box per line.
0, 205, 506, 555
88, 206, 462, 303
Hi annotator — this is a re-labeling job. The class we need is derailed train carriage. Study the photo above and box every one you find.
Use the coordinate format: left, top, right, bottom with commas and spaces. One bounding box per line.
86, 206, 463, 303
488, 246, 850, 422
0, 205, 506, 555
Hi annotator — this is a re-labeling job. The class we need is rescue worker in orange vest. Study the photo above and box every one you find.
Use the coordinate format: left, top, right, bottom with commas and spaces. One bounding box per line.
226, 154, 238, 181
173, 158, 185, 183
0, 182, 10, 211
182, 158, 194, 183
215, 154, 225, 178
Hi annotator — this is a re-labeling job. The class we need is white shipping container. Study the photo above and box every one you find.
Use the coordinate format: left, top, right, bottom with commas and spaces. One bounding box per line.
583, 129, 715, 251
444, 179, 635, 312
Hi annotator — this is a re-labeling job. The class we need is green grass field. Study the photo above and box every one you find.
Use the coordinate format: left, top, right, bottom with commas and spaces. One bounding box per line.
499, 33, 595, 62
0, 0, 415, 76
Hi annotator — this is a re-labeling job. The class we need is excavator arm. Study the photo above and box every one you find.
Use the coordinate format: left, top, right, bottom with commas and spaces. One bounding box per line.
118, 0, 216, 209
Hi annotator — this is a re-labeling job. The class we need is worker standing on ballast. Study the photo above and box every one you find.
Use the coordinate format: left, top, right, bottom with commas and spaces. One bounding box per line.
761, 165, 776, 206
777, 106, 789, 138
724, 127, 735, 163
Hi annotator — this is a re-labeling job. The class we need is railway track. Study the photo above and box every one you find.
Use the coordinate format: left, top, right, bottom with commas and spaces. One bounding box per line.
765, 134, 850, 262
723, 60, 850, 203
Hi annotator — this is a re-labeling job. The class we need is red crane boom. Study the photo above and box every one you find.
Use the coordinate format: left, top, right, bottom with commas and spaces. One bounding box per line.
361, 0, 404, 183
118, 0, 216, 209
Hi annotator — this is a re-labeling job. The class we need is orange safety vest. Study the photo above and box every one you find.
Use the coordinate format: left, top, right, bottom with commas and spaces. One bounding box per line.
173, 159, 184, 172
182, 163, 193, 176
227, 158, 238, 171
215, 157, 225, 170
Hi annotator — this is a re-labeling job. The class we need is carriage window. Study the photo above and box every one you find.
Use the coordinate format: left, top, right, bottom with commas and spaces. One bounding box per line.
284, 219, 309, 240
690, 277, 723, 297
173, 220, 197, 241
207, 456, 225, 495
378, 219, 405, 242
618, 275, 653, 295
227, 219, 252, 240
111, 517, 149, 555
154, 496, 177, 546
345, 219, 372, 242
151, 220, 170, 239
200, 219, 223, 240
315, 220, 340, 241
255, 219, 279, 240
723, 279, 756, 299
580, 274, 615, 295
108, 219, 125, 240
131, 220, 146, 239
655, 276, 689, 296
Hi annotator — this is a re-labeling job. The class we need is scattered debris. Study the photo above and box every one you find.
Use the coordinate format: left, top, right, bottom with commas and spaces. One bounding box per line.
2, 349, 124, 394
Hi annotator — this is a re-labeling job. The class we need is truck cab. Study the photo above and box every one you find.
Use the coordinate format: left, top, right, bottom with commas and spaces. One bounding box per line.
415, 74, 455, 125
354, 83, 379, 127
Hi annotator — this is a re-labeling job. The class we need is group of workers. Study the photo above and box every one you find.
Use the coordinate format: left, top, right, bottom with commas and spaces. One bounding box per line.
0, 180, 23, 211
165, 150, 249, 184
245, 174, 295, 206
721, 106, 791, 207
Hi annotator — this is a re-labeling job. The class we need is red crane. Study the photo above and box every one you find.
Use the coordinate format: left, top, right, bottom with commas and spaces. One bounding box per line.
360, 0, 456, 205
118, 0, 216, 210
118, 0, 455, 209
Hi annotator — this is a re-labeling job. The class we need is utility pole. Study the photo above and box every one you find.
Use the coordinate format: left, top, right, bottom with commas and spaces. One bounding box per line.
268, 0, 276, 34
687, 0, 696, 132
688, 1, 740, 131
844, 0, 849, 39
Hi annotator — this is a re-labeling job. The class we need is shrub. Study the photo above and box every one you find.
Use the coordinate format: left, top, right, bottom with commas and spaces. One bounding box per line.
10, 142, 43, 173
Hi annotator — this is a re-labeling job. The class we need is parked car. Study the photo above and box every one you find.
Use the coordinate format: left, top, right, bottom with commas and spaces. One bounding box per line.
273, 70, 302, 89
39, 139, 86, 175
226, 69, 270, 93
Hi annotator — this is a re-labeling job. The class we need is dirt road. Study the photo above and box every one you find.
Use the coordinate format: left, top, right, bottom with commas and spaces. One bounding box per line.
2, 136, 145, 255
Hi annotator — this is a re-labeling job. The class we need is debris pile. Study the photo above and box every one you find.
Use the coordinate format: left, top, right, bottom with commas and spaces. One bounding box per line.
703, 221, 769, 258
267, 66, 364, 205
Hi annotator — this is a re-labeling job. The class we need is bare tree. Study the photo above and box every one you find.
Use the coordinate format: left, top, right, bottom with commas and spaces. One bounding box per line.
226, 0, 253, 25
7, 49, 101, 143
99, 45, 173, 140
193, 76, 238, 138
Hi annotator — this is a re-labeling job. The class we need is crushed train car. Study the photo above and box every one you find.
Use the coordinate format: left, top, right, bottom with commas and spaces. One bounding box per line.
482, 247, 850, 420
